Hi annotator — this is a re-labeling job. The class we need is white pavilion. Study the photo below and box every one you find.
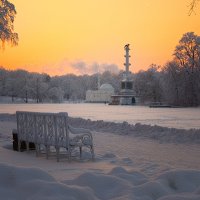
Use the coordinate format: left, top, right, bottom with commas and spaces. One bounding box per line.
85, 83, 115, 103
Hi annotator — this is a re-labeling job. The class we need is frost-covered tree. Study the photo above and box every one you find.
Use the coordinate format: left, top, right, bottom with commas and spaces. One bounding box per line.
173, 32, 200, 106
0, 0, 18, 48
160, 32, 200, 106
161, 61, 183, 105
4, 69, 29, 102
48, 87, 64, 103
29, 74, 49, 103
134, 64, 162, 103
0, 67, 7, 95
5, 71, 28, 102
174, 32, 200, 72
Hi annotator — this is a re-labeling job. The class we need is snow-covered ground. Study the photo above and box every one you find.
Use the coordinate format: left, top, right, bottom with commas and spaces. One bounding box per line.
0, 113, 200, 200
0, 103, 200, 129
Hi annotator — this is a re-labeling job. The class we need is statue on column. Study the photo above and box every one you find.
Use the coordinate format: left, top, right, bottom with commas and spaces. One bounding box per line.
124, 44, 130, 50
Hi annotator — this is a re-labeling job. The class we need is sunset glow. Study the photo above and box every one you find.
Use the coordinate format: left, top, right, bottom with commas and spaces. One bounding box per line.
0, 0, 200, 76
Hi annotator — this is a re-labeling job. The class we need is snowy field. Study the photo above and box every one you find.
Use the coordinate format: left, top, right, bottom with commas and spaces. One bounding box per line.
0, 103, 200, 129
0, 105, 200, 200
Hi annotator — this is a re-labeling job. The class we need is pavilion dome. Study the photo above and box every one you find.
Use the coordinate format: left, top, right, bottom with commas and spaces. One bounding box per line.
99, 83, 114, 92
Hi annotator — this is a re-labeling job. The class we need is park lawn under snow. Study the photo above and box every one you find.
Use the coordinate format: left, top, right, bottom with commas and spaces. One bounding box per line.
0, 114, 200, 200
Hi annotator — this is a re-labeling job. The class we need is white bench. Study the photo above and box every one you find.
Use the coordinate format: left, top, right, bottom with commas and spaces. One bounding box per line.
16, 111, 94, 161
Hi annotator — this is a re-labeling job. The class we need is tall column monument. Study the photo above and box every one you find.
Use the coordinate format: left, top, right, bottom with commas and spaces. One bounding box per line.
124, 44, 131, 79
110, 44, 137, 105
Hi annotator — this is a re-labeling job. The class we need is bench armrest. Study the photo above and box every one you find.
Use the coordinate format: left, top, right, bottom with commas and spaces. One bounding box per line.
68, 124, 93, 146
68, 124, 92, 136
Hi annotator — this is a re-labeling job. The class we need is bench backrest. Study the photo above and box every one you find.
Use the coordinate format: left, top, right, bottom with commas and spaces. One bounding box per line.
16, 111, 69, 148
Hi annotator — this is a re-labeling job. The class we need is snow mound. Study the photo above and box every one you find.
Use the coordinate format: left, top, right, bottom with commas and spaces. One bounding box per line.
69, 117, 200, 144
1, 113, 200, 144
131, 170, 200, 200
108, 167, 148, 186
102, 153, 116, 159
157, 170, 200, 193
63, 171, 132, 199
0, 163, 200, 200
0, 163, 97, 200
64, 167, 200, 200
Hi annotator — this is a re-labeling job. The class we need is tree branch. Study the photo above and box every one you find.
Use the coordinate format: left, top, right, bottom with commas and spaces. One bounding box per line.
189, 0, 199, 15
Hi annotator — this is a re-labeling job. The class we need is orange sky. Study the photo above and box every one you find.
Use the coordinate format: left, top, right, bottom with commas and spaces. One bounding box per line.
0, 0, 200, 76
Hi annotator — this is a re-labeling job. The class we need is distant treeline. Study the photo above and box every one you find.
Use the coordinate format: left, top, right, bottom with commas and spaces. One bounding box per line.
0, 32, 200, 106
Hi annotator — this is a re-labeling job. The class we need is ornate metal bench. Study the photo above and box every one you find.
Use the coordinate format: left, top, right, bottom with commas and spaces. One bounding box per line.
16, 111, 94, 161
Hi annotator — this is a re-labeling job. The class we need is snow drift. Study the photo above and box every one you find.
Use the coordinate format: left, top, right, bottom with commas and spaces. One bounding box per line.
69, 117, 200, 144
1, 113, 199, 144
0, 163, 200, 200
0, 113, 200, 200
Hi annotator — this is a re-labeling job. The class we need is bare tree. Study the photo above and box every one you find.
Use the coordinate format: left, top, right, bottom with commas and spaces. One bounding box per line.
162, 61, 183, 105
173, 32, 200, 106
189, 0, 200, 15
134, 64, 162, 104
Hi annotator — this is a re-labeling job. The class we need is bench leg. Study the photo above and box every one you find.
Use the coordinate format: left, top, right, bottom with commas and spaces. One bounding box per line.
56, 147, 59, 162
46, 145, 49, 159
26, 141, 29, 152
36, 144, 40, 157
68, 148, 72, 162
90, 145, 95, 160
18, 140, 21, 152
79, 146, 82, 159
